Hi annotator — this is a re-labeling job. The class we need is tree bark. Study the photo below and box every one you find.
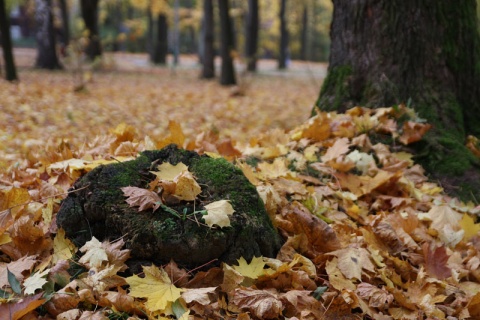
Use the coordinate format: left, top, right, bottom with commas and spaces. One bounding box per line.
0, 0, 18, 81
80, 0, 102, 61
201, 0, 215, 78
218, 0, 236, 85
152, 13, 168, 65
300, 4, 308, 61
315, 0, 480, 201
35, 0, 61, 69
58, 0, 70, 51
245, 0, 259, 72
278, 0, 288, 69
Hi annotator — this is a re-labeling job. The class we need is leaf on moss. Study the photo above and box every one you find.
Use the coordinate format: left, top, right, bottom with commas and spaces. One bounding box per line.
121, 186, 162, 212
203, 200, 235, 228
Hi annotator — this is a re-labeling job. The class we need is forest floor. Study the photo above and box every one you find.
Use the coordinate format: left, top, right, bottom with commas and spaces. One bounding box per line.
1, 49, 480, 319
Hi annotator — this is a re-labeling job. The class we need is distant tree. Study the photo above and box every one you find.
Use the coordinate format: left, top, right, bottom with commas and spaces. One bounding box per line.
151, 12, 168, 64
245, 0, 259, 72
35, 0, 61, 69
201, 0, 215, 78
80, 0, 102, 60
300, 4, 307, 60
218, 0, 236, 85
0, 0, 18, 81
315, 0, 480, 201
58, 0, 70, 52
278, 0, 288, 69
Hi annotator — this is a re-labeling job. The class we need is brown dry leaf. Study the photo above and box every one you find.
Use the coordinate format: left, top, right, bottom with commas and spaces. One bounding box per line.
182, 287, 218, 306
325, 257, 356, 291
422, 243, 452, 280
278, 202, 341, 256
399, 122, 432, 145
356, 282, 393, 309
121, 186, 162, 212
0, 292, 45, 320
327, 247, 376, 280
229, 288, 283, 319
421, 205, 462, 232
322, 137, 351, 163
0, 255, 37, 288
110, 122, 136, 142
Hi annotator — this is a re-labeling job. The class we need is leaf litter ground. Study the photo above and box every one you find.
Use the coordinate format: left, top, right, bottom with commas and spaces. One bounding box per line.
1, 55, 480, 319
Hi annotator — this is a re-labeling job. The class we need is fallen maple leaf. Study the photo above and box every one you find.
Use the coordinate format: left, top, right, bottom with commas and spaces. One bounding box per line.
422, 243, 451, 280
233, 256, 268, 279
399, 121, 432, 145
230, 287, 283, 319
23, 268, 49, 295
173, 170, 201, 201
126, 264, 183, 313
152, 162, 189, 181
322, 137, 351, 163
121, 186, 162, 212
79, 237, 108, 269
0, 292, 45, 320
52, 229, 76, 264
203, 200, 235, 228
459, 214, 480, 241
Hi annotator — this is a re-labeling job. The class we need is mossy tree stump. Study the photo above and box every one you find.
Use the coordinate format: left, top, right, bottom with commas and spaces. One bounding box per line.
57, 145, 283, 269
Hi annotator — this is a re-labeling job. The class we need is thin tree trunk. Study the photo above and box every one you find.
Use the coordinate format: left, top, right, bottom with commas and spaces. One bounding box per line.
58, 0, 69, 52
245, 0, 259, 72
315, 0, 480, 201
278, 0, 288, 69
0, 0, 18, 81
218, 0, 236, 85
152, 13, 168, 64
201, 0, 215, 78
300, 5, 307, 61
80, 0, 101, 60
35, 0, 61, 69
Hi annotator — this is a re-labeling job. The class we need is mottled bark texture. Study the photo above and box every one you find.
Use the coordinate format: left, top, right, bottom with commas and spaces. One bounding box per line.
0, 0, 18, 81
201, 0, 215, 78
245, 0, 259, 72
35, 0, 61, 69
218, 0, 236, 85
80, 0, 102, 60
315, 0, 480, 201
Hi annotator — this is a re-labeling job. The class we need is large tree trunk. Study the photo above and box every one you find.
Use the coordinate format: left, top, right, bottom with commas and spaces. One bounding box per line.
152, 13, 168, 65
0, 0, 18, 81
80, 0, 102, 61
278, 0, 288, 69
218, 0, 236, 85
315, 0, 480, 201
201, 0, 215, 79
245, 0, 259, 72
35, 0, 61, 69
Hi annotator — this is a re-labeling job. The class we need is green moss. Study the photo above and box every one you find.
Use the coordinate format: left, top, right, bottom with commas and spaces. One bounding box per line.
314, 65, 353, 114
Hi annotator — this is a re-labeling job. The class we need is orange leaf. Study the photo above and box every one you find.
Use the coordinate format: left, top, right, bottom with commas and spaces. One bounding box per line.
399, 122, 431, 145
0, 292, 45, 320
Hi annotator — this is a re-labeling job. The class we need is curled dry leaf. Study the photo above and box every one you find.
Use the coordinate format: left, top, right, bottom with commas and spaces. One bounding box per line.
121, 186, 162, 212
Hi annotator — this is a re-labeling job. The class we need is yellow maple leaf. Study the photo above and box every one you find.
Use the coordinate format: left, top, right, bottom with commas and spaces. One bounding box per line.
0, 187, 31, 218
152, 162, 189, 181
233, 256, 267, 279
52, 229, 76, 264
460, 214, 480, 241
173, 171, 201, 201
24, 268, 49, 295
126, 265, 183, 312
203, 200, 235, 228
